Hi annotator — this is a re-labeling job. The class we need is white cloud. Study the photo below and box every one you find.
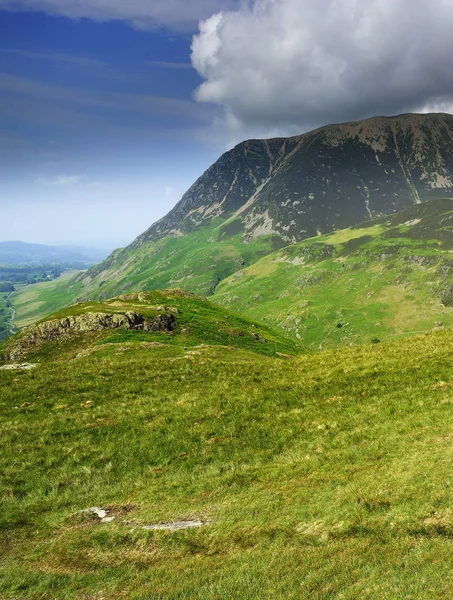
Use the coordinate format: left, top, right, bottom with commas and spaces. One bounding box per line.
36, 174, 82, 186
191, 0, 453, 139
0, 0, 241, 30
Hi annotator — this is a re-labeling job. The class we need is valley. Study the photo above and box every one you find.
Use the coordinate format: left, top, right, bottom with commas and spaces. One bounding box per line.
57, 114, 453, 308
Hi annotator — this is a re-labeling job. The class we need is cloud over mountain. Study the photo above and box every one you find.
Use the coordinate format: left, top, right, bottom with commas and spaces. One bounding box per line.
191, 0, 453, 136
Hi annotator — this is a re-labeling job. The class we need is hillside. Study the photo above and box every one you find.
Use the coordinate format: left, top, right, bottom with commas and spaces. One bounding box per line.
2, 301, 453, 597
1, 290, 300, 364
212, 198, 453, 348
73, 113, 453, 301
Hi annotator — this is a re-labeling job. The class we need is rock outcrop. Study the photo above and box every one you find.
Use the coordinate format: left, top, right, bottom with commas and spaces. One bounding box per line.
3, 311, 177, 362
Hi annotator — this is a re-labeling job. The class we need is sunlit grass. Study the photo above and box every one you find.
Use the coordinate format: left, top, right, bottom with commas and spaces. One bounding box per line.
2, 314, 453, 597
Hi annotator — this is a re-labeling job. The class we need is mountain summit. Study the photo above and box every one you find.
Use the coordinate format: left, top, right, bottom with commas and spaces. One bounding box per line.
74, 113, 453, 299
138, 112, 453, 245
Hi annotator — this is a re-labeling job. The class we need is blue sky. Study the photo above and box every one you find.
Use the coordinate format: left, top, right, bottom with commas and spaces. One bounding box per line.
1, 0, 452, 249
0, 7, 223, 248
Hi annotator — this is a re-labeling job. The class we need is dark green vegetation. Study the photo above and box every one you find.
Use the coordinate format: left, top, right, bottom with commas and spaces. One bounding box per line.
213, 198, 453, 348
0, 264, 72, 285
0, 291, 13, 343
75, 113, 453, 302
2, 292, 453, 598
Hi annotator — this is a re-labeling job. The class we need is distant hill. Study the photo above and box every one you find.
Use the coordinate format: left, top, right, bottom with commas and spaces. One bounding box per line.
0, 241, 108, 266
213, 197, 453, 348
75, 113, 453, 300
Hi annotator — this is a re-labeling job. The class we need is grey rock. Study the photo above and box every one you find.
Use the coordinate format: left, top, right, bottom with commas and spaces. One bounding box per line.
141, 520, 208, 531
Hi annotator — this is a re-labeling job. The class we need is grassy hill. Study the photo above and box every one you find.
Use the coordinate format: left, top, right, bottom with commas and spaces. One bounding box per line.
10, 198, 453, 354
1, 290, 300, 364
76, 218, 283, 299
213, 198, 453, 349
2, 294, 453, 598
6, 220, 282, 332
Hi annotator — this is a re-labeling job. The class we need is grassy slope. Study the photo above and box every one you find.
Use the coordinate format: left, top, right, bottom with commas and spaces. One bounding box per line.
2, 290, 300, 363
8, 220, 282, 331
77, 218, 282, 299
10, 271, 84, 329
213, 198, 453, 349
2, 312, 453, 597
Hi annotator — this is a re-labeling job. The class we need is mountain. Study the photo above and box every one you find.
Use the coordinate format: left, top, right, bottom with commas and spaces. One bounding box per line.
3, 293, 453, 597
213, 197, 453, 348
0, 241, 108, 266
75, 113, 453, 300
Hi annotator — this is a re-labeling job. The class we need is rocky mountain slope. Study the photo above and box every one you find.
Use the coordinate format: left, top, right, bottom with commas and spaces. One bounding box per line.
75, 113, 453, 300
212, 197, 453, 348
138, 112, 453, 244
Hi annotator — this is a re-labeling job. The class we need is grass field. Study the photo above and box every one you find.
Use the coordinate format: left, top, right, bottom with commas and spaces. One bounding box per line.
2, 293, 453, 598
10, 271, 83, 329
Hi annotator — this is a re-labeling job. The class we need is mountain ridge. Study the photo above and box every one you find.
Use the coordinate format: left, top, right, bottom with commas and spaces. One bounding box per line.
134, 112, 453, 246
11, 113, 453, 323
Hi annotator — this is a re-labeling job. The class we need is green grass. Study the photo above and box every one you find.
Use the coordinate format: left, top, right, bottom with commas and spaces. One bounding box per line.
9, 199, 453, 354
10, 271, 84, 329
7, 220, 283, 333
2, 307, 453, 597
2, 290, 300, 364
213, 198, 453, 349
76, 217, 282, 300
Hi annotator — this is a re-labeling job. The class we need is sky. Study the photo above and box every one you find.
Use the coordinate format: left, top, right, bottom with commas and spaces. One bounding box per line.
1, 0, 453, 249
